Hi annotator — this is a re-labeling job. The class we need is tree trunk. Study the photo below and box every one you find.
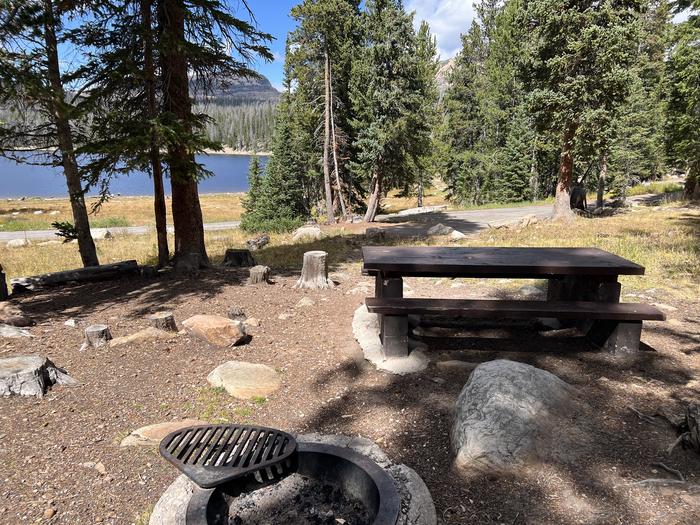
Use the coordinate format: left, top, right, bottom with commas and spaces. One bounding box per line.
596, 151, 608, 209
43, 0, 99, 268
141, 0, 169, 268
530, 141, 538, 201
328, 63, 347, 218
692, 176, 700, 201
417, 179, 424, 207
364, 171, 381, 223
553, 121, 578, 220
158, 0, 208, 268
322, 50, 334, 225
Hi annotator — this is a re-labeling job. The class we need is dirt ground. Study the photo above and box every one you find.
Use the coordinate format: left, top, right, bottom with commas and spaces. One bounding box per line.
1, 261, 699, 525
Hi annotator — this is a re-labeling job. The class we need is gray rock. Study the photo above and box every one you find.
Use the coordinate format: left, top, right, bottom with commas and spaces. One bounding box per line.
292, 225, 323, 242
451, 359, 578, 474
149, 474, 195, 525
427, 223, 454, 236
227, 306, 247, 322
91, 230, 113, 241
6, 239, 30, 248
449, 230, 466, 241
0, 354, 77, 397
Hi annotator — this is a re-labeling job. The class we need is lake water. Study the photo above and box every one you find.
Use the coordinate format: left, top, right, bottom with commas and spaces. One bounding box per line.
0, 153, 267, 198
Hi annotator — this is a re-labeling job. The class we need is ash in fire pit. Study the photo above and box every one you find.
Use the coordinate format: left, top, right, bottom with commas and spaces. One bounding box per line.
228, 473, 370, 525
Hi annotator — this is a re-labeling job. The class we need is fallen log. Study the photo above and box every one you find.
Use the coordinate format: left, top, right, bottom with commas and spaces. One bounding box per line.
11, 260, 140, 293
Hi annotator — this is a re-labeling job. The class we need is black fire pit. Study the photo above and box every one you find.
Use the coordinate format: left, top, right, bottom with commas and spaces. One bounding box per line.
160, 425, 401, 525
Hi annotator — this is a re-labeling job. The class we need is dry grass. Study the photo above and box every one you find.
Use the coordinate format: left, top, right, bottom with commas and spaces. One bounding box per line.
2, 204, 697, 299
462, 204, 700, 298
0, 193, 244, 231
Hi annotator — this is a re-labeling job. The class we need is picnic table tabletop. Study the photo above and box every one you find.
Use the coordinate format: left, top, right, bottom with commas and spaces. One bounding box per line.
362, 246, 645, 278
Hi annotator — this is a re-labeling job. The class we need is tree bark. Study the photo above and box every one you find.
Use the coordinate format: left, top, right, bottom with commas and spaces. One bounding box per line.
596, 151, 608, 209
294, 251, 333, 290
553, 121, 578, 220
148, 311, 178, 332
248, 265, 271, 285
322, 50, 334, 225
328, 63, 347, 218
417, 179, 424, 207
158, 0, 208, 268
141, 0, 169, 268
82, 324, 112, 349
43, 0, 99, 268
364, 171, 381, 223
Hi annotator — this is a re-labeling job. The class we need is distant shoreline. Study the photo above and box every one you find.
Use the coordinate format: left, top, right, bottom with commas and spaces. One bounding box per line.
204, 147, 271, 156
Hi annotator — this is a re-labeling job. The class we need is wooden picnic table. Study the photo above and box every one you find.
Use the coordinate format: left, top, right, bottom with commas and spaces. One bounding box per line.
362, 246, 663, 359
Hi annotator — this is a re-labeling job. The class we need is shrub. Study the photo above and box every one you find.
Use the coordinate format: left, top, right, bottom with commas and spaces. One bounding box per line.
240, 214, 303, 233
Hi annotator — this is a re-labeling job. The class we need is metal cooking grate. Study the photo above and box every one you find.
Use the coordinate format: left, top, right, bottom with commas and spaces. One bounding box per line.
159, 424, 298, 489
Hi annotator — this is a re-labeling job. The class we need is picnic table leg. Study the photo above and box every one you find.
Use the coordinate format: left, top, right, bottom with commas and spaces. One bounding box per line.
587, 320, 642, 356
375, 275, 409, 359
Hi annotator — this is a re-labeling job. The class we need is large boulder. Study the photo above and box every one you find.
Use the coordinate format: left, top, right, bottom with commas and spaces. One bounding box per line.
451, 359, 579, 474
292, 225, 323, 243
207, 361, 281, 399
182, 315, 249, 347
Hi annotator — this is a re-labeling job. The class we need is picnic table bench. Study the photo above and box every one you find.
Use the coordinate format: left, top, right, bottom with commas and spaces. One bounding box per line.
362, 246, 665, 359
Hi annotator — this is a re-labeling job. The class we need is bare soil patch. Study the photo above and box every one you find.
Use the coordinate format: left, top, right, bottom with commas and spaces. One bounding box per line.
0, 265, 699, 524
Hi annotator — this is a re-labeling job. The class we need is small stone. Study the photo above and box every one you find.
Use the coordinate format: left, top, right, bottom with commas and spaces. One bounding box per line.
43, 508, 56, 519
207, 361, 281, 399
64, 319, 77, 328
278, 313, 292, 320
431, 377, 446, 384
450, 230, 467, 241
91, 230, 113, 241
296, 297, 315, 308
94, 462, 107, 475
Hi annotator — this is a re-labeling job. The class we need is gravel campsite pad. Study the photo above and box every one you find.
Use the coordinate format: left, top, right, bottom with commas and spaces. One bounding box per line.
0, 266, 699, 524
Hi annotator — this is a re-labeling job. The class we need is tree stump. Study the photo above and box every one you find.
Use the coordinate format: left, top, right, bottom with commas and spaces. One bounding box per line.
82, 324, 112, 350
0, 264, 8, 300
248, 265, 271, 285
294, 251, 334, 290
0, 354, 77, 397
148, 311, 178, 332
223, 249, 256, 268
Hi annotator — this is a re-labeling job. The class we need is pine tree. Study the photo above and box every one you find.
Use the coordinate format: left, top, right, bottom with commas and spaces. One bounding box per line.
243, 155, 262, 213
349, 0, 429, 222
667, 1, 700, 198
519, 0, 643, 219
0, 1, 99, 267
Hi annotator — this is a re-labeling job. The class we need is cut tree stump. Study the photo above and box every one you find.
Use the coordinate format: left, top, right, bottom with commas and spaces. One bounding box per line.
11, 260, 139, 293
0, 354, 77, 397
82, 324, 113, 350
294, 251, 334, 290
223, 249, 256, 268
248, 265, 271, 285
148, 312, 178, 332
